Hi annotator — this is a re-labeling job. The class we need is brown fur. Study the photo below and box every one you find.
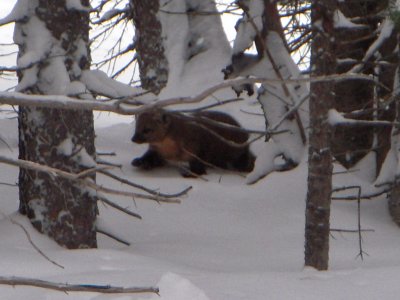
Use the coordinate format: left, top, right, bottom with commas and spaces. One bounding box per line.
131, 108, 255, 176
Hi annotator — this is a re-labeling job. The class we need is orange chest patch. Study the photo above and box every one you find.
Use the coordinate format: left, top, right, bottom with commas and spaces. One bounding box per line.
152, 137, 189, 161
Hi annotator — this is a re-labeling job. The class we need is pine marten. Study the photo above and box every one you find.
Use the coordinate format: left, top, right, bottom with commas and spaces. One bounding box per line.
131, 108, 255, 176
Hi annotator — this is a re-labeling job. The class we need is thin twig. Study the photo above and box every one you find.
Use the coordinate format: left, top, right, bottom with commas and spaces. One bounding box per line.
99, 170, 192, 198
96, 228, 131, 246
0, 182, 17, 187
97, 195, 142, 219
1, 213, 64, 269
330, 228, 375, 233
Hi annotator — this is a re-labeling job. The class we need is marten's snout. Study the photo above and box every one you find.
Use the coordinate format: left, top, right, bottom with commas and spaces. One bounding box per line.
131, 133, 145, 144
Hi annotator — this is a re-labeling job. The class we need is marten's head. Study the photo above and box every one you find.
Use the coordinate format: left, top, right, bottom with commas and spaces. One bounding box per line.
132, 109, 172, 144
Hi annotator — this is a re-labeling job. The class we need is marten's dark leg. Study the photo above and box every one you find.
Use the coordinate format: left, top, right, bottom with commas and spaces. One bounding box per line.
180, 159, 207, 177
189, 159, 207, 175
131, 149, 165, 170
233, 151, 255, 172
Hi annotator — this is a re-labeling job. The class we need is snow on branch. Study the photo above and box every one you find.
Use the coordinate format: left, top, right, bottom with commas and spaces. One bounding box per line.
0, 0, 30, 26
0, 276, 159, 295
333, 9, 368, 29
328, 109, 396, 127
349, 19, 395, 74
92, 8, 127, 24
81, 70, 142, 98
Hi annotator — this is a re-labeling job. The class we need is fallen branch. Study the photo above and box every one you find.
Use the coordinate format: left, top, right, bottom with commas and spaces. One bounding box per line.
331, 188, 389, 200
330, 228, 375, 233
96, 159, 122, 168
0, 276, 159, 294
0, 182, 17, 187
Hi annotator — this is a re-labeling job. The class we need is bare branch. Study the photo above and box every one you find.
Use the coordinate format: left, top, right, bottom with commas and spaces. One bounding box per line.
331, 185, 389, 200
96, 228, 131, 246
99, 170, 192, 198
0, 276, 159, 294
330, 228, 375, 233
0, 74, 379, 115
0, 156, 181, 204
98, 195, 142, 219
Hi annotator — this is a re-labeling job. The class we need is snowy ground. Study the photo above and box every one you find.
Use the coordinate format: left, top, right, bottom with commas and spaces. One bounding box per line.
1, 108, 400, 300
1, 1, 400, 298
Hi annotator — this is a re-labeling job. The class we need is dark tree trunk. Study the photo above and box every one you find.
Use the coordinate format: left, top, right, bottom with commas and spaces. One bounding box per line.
17, 0, 97, 249
332, 0, 396, 175
388, 33, 400, 227
304, 0, 336, 270
131, 0, 168, 94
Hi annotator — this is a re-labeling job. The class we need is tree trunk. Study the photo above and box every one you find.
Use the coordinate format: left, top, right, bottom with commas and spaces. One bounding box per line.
332, 0, 396, 175
304, 0, 336, 270
16, 0, 97, 249
131, 0, 169, 94
388, 32, 400, 227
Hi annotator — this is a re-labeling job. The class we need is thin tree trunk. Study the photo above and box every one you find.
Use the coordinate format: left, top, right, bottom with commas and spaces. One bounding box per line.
17, 0, 97, 249
304, 0, 336, 270
131, 0, 169, 94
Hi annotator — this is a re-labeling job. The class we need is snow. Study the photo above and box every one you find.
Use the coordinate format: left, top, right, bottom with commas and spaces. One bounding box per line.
75, 148, 96, 168
333, 10, 366, 29
0, 0, 31, 25
328, 108, 347, 125
158, 0, 232, 99
142, 273, 210, 300
14, 15, 52, 69
96, 8, 125, 23
81, 70, 142, 99
1, 104, 400, 299
232, 0, 264, 55
251, 31, 309, 179
1, 1, 400, 299
57, 137, 74, 156
66, 0, 91, 12
349, 19, 395, 73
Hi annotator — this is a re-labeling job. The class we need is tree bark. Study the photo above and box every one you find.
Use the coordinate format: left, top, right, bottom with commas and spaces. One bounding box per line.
304, 0, 336, 270
131, 0, 168, 94
388, 32, 400, 227
17, 0, 97, 249
332, 0, 396, 175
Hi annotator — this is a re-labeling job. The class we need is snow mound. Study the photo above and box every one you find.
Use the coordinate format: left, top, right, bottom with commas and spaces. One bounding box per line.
142, 273, 210, 300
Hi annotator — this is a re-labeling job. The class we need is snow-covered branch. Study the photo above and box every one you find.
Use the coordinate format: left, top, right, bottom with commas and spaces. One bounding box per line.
0, 74, 377, 114
328, 109, 396, 127
348, 19, 395, 74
